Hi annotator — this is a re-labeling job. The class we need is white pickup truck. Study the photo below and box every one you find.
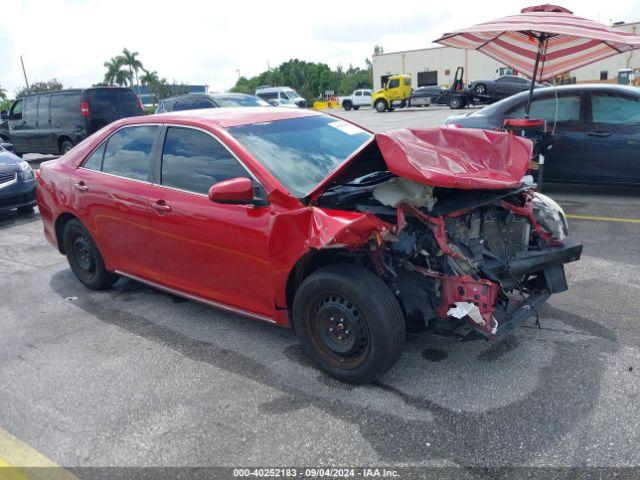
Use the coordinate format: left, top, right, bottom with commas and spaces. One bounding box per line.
340, 89, 373, 111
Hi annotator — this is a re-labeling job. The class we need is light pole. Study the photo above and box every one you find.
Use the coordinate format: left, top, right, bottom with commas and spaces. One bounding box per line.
20, 55, 30, 91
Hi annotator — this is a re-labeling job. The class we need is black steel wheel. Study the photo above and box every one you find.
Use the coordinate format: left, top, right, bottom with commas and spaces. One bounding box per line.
343, 101, 352, 111
292, 264, 406, 384
62, 219, 117, 290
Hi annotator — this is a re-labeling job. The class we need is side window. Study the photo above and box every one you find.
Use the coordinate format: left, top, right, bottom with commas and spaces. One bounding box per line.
258, 92, 278, 100
279, 91, 289, 100
102, 126, 158, 181
173, 99, 195, 111
507, 95, 581, 122
591, 93, 640, 125
355, 91, 362, 97
38, 95, 51, 123
50, 92, 81, 124
9, 99, 23, 119
388, 79, 400, 88
196, 99, 216, 109
161, 127, 249, 195
82, 142, 106, 171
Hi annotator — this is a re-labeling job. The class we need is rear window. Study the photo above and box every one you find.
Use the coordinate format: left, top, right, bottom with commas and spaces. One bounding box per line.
86, 89, 142, 129
214, 95, 269, 107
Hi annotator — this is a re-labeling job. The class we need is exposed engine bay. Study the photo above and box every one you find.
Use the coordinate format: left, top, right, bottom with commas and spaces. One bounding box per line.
315, 160, 582, 341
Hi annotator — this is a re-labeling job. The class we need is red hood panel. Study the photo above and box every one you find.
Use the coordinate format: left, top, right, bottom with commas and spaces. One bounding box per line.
375, 127, 532, 190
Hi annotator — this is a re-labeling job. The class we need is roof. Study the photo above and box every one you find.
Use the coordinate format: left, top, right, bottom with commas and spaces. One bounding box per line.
124, 106, 320, 129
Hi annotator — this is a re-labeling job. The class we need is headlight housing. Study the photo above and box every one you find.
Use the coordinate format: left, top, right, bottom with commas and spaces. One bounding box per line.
18, 160, 35, 181
531, 192, 568, 241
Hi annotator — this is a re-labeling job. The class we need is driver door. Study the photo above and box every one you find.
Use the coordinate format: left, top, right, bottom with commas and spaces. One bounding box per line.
147, 125, 275, 318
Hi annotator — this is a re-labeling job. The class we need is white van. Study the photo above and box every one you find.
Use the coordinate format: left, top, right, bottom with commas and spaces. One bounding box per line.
255, 86, 307, 108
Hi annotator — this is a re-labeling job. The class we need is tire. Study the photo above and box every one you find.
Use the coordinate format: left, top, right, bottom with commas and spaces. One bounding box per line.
449, 96, 466, 109
352, 106, 360, 110
374, 99, 387, 113
17, 205, 34, 215
474, 83, 487, 95
343, 101, 352, 111
59, 139, 74, 155
292, 264, 406, 384
62, 219, 117, 290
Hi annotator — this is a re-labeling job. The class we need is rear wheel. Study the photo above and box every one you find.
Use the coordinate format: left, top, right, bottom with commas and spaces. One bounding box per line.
374, 99, 387, 113
59, 139, 74, 155
449, 95, 466, 109
62, 219, 117, 290
292, 264, 406, 384
343, 101, 352, 111
352, 106, 360, 110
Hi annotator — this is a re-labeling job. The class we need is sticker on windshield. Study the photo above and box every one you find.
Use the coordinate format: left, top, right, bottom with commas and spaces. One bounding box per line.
328, 120, 365, 136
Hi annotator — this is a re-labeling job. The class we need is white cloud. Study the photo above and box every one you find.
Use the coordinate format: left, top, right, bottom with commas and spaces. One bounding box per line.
1, 0, 638, 97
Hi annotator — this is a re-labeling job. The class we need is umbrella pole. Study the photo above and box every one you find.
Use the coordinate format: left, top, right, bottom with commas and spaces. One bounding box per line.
525, 35, 544, 117
525, 35, 545, 191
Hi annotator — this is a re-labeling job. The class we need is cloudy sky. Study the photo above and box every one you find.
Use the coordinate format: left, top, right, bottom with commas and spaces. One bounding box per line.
1, 0, 639, 96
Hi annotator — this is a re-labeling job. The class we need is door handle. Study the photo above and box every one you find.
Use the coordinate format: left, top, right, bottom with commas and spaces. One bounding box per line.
74, 181, 89, 193
587, 131, 612, 138
150, 200, 171, 214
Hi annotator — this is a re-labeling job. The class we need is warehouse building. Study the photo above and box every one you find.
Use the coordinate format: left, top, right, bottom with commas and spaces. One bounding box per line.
372, 21, 640, 90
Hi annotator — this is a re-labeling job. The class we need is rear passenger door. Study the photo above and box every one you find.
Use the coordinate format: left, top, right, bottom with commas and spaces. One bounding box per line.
582, 91, 640, 183
504, 92, 585, 181
72, 125, 160, 278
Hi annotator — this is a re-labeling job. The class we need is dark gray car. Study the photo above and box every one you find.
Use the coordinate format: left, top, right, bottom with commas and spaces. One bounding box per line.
0, 145, 36, 214
155, 93, 270, 113
446, 84, 640, 185
467, 75, 544, 102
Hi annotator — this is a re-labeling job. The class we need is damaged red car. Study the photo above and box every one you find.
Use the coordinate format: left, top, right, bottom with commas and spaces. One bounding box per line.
36, 108, 582, 384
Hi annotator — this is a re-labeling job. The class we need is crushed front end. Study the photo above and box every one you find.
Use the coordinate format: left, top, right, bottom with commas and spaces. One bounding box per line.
314, 128, 582, 341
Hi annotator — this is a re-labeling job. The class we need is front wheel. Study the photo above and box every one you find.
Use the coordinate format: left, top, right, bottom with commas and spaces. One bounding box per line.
374, 99, 387, 113
292, 264, 406, 384
63, 219, 117, 290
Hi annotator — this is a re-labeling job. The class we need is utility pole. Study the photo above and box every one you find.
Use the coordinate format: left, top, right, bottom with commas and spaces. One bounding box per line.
20, 55, 30, 91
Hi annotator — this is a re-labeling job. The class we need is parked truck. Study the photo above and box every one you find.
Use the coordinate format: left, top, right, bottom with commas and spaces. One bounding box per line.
341, 89, 373, 110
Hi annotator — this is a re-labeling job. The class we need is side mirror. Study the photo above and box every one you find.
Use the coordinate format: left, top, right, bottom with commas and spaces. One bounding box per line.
208, 177, 255, 204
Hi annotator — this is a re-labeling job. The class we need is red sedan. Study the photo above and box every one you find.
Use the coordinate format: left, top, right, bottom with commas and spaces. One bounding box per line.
37, 108, 581, 383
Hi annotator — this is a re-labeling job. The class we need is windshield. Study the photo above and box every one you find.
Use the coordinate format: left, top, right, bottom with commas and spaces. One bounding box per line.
285, 89, 301, 99
228, 115, 372, 197
214, 95, 270, 107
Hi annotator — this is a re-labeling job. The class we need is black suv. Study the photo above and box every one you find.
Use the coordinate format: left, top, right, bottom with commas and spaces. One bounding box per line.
0, 87, 143, 156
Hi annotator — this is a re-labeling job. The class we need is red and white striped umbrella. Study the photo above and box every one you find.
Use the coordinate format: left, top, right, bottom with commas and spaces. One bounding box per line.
435, 4, 640, 83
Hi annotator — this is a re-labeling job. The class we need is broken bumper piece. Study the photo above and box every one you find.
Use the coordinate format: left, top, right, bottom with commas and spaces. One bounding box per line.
442, 240, 582, 340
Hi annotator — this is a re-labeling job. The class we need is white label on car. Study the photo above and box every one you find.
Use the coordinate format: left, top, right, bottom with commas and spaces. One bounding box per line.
328, 120, 364, 136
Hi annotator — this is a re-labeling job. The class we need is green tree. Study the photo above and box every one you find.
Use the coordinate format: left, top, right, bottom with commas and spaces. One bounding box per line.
15, 79, 64, 98
118, 48, 144, 91
230, 59, 372, 101
103, 56, 125, 85
0, 85, 6, 101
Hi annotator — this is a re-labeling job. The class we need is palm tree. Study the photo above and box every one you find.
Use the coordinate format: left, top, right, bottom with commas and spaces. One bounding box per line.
103, 57, 123, 85
118, 48, 143, 92
113, 69, 133, 87
140, 70, 160, 106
